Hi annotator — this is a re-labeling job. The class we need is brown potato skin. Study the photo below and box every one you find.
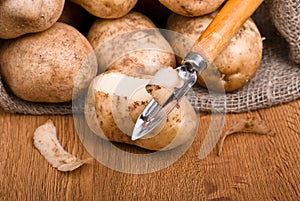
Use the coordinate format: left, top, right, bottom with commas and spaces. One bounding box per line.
87, 12, 176, 73
0, 0, 65, 39
0, 22, 97, 103
70, 0, 137, 19
159, 0, 225, 17
166, 13, 263, 92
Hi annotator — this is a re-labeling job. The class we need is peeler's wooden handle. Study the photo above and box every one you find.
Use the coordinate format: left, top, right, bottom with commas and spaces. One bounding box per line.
192, 0, 263, 62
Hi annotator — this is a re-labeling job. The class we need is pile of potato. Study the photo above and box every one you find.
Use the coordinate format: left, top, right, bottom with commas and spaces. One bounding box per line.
0, 0, 263, 150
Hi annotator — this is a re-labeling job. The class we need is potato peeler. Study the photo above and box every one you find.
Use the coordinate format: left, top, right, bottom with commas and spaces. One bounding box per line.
132, 0, 264, 141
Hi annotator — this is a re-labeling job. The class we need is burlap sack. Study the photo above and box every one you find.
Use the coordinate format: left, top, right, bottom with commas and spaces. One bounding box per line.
266, 0, 300, 63
0, 2, 299, 115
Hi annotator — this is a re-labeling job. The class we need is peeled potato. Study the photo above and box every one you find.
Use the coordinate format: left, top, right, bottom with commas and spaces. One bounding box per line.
166, 12, 263, 92
84, 70, 197, 151
0, 0, 64, 39
159, 0, 225, 17
70, 0, 137, 19
87, 12, 176, 73
0, 22, 97, 103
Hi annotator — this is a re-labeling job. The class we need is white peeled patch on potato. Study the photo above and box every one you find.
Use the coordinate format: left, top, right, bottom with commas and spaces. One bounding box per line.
148, 67, 184, 90
85, 71, 152, 138
146, 67, 184, 106
33, 120, 92, 172
145, 67, 187, 122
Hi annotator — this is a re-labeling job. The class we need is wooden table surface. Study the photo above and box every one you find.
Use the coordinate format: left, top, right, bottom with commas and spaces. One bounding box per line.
0, 99, 299, 201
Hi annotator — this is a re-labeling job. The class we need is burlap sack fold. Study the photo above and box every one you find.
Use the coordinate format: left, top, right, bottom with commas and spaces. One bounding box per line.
0, 2, 299, 115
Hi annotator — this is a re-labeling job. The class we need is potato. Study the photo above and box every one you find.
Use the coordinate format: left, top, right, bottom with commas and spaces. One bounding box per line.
166, 13, 263, 92
70, 0, 137, 19
0, 22, 97, 103
0, 0, 64, 39
159, 0, 225, 17
84, 70, 197, 151
87, 12, 176, 73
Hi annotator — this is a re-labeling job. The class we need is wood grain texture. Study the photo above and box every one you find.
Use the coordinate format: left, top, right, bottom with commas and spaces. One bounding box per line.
0, 100, 299, 200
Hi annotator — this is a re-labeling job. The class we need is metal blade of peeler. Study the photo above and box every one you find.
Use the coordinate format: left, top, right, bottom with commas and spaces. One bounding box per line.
131, 52, 207, 140
131, 99, 165, 141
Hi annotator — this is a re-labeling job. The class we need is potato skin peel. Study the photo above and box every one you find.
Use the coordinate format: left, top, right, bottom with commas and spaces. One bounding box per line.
217, 117, 275, 156
33, 120, 92, 172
